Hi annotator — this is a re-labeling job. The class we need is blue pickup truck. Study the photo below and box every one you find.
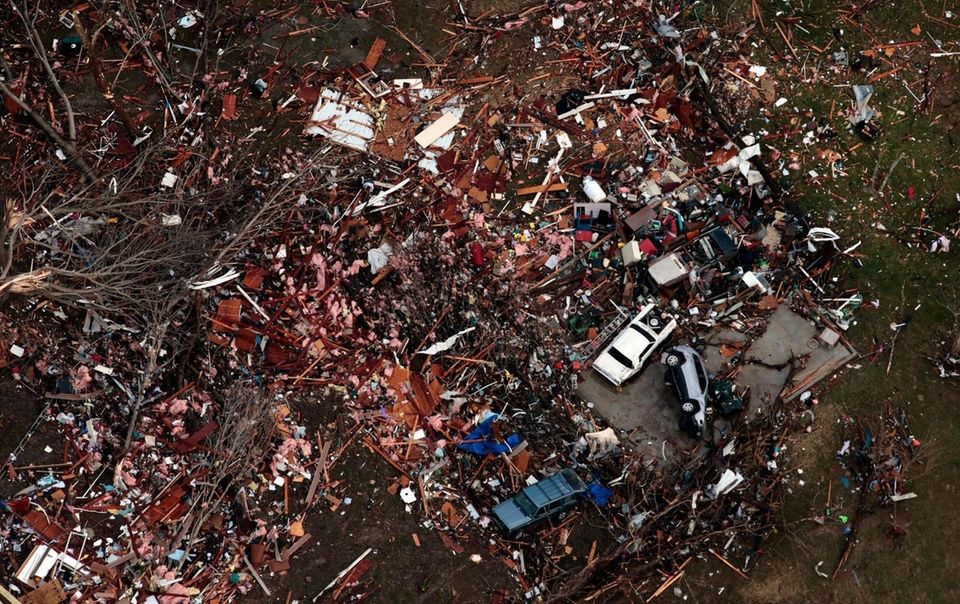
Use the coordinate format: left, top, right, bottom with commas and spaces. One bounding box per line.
492, 469, 587, 535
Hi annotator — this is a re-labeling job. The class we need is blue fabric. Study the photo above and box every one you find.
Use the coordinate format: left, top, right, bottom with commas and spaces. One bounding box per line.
587, 482, 612, 506
458, 415, 520, 456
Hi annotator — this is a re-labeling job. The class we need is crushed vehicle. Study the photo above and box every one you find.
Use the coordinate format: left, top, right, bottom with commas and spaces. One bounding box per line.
663, 345, 709, 437
492, 469, 587, 535
593, 304, 677, 387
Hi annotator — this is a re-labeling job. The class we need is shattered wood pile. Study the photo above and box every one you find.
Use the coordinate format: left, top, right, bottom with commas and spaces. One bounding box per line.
0, 0, 889, 602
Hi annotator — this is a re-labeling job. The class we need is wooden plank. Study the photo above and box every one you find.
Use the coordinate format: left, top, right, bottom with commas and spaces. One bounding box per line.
0, 583, 24, 604
221, 94, 237, 120
304, 439, 330, 508
363, 37, 387, 69
458, 75, 494, 85
409, 373, 437, 415
280, 533, 313, 562
243, 553, 272, 597
515, 182, 568, 196
710, 549, 750, 580
414, 112, 460, 148
868, 67, 901, 83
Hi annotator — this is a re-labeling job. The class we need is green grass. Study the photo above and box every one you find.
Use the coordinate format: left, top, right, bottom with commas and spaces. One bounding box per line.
685, 1, 960, 602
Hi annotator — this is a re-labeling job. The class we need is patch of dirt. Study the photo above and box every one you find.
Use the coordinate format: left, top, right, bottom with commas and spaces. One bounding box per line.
0, 380, 56, 499
931, 60, 960, 147
255, 394, 515, 602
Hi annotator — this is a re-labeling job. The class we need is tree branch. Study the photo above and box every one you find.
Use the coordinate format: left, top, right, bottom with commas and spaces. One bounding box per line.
14, 0, 77, 142
74, 12, 143, 139
0, 78, 98, 182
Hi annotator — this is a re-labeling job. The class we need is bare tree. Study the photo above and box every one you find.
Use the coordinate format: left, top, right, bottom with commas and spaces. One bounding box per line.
168, 385, 276, 574
0, 2, 99, 181
0, 0, 343, 503
73, 12, 142, 139
10, 0, 77, 141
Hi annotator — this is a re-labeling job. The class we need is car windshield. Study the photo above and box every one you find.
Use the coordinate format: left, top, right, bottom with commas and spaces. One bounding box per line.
607, 347, 634, 369
514, 492, 538, 516
629, 323, 654, 339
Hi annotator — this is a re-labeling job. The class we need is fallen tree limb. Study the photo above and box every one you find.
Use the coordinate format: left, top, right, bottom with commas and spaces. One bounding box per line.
0, 80, 98, 182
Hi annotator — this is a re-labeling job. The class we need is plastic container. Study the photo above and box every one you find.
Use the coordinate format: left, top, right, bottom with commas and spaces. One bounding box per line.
582, 176, 607, 202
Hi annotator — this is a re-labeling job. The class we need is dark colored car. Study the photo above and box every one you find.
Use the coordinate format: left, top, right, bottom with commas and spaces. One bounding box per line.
663, 345, 709, 437
492, 469, 587, 535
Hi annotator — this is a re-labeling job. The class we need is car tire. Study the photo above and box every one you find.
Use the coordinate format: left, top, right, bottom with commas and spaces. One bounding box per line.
665, 353, 681, 367
648, 317, 662, 328
681, 401, 696, 414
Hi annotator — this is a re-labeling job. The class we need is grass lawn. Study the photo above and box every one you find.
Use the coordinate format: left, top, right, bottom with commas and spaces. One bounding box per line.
683, 1, 960, 601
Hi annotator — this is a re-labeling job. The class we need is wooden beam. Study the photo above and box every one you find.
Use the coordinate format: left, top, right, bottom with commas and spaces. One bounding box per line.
515, 182, 568, 196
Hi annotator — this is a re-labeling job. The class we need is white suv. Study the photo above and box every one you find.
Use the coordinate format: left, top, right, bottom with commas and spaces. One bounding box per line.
663, 345, 709, 437
593, 304, 677, 387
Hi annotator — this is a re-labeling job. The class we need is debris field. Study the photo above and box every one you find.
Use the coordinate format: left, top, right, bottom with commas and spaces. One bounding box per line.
1, 0, 954, 603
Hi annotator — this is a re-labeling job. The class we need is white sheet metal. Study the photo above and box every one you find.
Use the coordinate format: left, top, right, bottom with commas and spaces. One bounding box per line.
305, 88, 376, 152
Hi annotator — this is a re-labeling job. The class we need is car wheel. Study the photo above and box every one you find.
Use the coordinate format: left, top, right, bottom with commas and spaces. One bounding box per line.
666, 353, 681, 367
681, 401, 696, 414
648, 317, 662, 328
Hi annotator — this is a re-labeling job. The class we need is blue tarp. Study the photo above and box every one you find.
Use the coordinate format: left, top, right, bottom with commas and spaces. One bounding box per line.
458, 415, 522, 456
587, 481, 612, 507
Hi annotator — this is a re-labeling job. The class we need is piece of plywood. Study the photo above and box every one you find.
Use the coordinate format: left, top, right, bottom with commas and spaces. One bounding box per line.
20, 579, 67, 604
414, 113, 460, 148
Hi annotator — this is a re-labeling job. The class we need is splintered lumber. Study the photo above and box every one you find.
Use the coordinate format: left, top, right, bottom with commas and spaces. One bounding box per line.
515, 182, 568, 196
304, 439, 330, 508
244, 553, 272, 597
710, 549, 750, 580
313, 548, 373, 601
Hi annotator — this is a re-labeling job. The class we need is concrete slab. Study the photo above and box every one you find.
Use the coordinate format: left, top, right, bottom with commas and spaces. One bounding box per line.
578, 365, 670, 431
743, 305, 856, 401
782, 341, 856, 401
701, 328, 749, 374
577, 364, 696, 462
745, 305, 820, 366
711, 328, 749, 344
735, 363, 791, 414
577, 304, 855, 462
701, 345, 726, 375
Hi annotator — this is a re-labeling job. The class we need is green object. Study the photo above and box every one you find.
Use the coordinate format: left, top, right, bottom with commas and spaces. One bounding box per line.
60, 36, 82, 57
229, 573, 241, 584
710, 380, 745, 417
838, 515, 849, 524
568, 311, 599, 337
